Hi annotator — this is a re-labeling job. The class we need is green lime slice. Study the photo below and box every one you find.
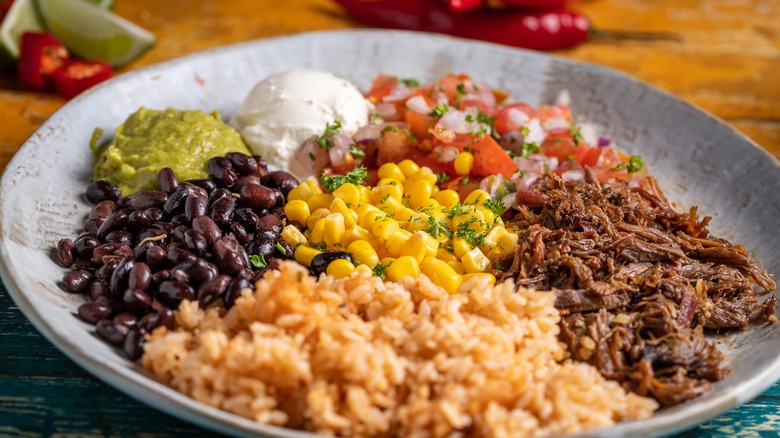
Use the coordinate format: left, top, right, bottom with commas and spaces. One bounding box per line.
36, 0, 156, 68
0, 0, 45, 61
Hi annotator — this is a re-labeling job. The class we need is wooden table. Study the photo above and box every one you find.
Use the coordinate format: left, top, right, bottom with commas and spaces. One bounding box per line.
1, 0, 778, 436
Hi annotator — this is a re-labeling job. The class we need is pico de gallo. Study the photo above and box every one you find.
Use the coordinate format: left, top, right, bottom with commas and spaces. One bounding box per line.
299, 72, 646, 209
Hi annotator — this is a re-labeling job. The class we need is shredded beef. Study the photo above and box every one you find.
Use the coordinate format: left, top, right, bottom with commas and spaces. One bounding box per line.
501, 172, 777, 407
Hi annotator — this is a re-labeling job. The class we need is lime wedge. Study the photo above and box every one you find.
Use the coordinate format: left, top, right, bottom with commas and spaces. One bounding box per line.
0, 0, 44, 61
36, 0, 156, 68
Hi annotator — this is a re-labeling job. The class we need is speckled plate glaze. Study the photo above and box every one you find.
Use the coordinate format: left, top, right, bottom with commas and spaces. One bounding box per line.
1, 30, 778, 437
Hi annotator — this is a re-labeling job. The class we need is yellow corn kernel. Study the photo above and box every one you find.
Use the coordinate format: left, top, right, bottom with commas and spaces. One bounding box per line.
377, 194, 405, 215
287, 183, 314, 202
418, 198, 441, 212
307, 193, 335, 212
480, 206, 496, 225
284, 199, 311, 225
332, 183, 361, 205
497, 232, 519, 256
400, 231, 429, 264
421, 257, 462, 294
372, 216, 399, 240
409, 167, 438, 185
385, 229, 412, 256
462, 273, 497, 286
356, 204, 382, 223
462, 247, 491, 273
408, 180, 433, 209
294, 245, 321, 267
406, 213, 430, 232
355, 264, 373, 276
326, 259, 356, 279
305, 179, 323, 194
378, 163, 407, 182
480, 225, 508, 252
447, 261, 466, 275
454, 152, 474, 175
394, 207, 416, 222
307, 208, 331, 230
361, 211, 385, 231
452, 208, 488, 233
358, 185, 372, 203
436, 248, 458, 263
420, 232, 439, 258
329, 198, 357, 229
372, 182, 404, 203
452, 237, 473, 259
309, 218, 326, 244
281, 224, 308, 247
464, 189, 491, 207
434, 189, 460, 209
347, 240, 380, 268
380, 257, 396, 267
385, 255, 421, 282
342, 225, 371, 248
398, 159, 421, 178
323, 213, 346, 248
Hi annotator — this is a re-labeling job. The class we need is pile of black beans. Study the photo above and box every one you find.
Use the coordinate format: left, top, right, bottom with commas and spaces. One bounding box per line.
55, 152, 299, 360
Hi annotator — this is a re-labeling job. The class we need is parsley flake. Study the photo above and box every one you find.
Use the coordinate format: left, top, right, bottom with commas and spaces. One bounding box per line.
399, 78, 420, 87
430, 103, 450, 117
250, 254, 267, 269
436, 172, 451, 184
426, 216, 452, 239
317, 120, 342, 149
349, 144, 365, 158
275, 242, 287, 254
372, 260, 391, 279
484, 198, 507, 217
321, 166, 369, 192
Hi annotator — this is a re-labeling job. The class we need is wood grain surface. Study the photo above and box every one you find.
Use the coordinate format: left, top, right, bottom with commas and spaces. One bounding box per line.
1, 0, 779, 436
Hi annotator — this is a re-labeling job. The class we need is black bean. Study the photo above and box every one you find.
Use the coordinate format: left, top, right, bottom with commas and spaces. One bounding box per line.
105, 230, 133, 245
109, 258, 135, 295
95, 319, 130, 346
78, 301, 112, 324
208, 157, 237, 188
270, 206, 286, 219
114, 312, 138, 328
86, 180, 121, 204
145, 207, 164, 222
128, 191, 168, 210
171, 258, 214, 286
251, 155, 269, 176
233, 208, 260, 233
197, 274, 231, 307
275, 239, 294, 259
208, 188, 232, 205
123, 328, 145, 361
157, 280, 195, 307
233, 175, 261, 193
128, 262, 152, 290
96, 258, 121, 282
145, 245, 167, 271
56, 238, 75, 267
226, 152, 259, 175
83, 217, 105, 233
183, 229, 208, 257
73, 236, 100, 259
210, 196, 235, 226
71, 260, 92, 272
246, 237, 275, 261
97, 210, 128, 240
137, 228, 168, 247
171, 225, 189, 244
89, 200, 116, 220
126, 210, 151, 233
151, 221, 174, 235
91, 242, 127, 264
63, 270, 92, 293
212, 235, 247, 275
185, 190, 208, 222
271, 188, 285, 207
186, 179, 217, 194
169, 213, 189, 228
123, 288, 153, 312
192, 215, 221, 245
166, 247, 197, 266
89, 281, 108, 301
152, 269, 171, 285
309, 251, 353, 277
257, 214, 282, 234
266, 170, 298, 196
139, 303, 174, 332
229, 222, 250, 246
239, 184, 276, 211
224, 276, 250, 309
163, 184, 191, 216
157, 167, 178, 193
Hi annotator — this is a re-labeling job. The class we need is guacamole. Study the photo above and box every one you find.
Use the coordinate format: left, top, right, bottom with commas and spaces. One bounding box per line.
93, 107, 251, 195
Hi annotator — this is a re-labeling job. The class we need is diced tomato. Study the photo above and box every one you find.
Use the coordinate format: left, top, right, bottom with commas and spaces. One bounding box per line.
457, 97, 493, 114
591, 148, 629, 181
365, 75, 397, 102
404, 110, 437, 141
446, 134, 516, 179
437, 72, 472, 102
537, 104, 572, 122
573, 142, 602, 167
18, 32, 69, 90
540, 132, 578, 163
52, 60, 112, 99
495, 103, 536, 135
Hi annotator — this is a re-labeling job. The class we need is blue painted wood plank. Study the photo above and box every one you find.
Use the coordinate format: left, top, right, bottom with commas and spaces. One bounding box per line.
1, 280, 778, 437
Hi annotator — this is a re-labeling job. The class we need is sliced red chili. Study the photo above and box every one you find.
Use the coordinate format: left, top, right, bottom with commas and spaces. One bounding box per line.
52, 60, 113, 99
18, 31, 69, 90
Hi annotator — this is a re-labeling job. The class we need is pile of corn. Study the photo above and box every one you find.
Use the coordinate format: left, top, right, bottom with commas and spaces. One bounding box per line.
280, 159, 518, 293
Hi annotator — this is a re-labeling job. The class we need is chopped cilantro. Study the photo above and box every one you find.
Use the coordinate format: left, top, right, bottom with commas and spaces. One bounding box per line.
465, 113, 475, 123
610, 155, 644, 173
436, 172, 451, 184
275, 242, 286, 254
569, 122, 583, 146
308, 152, 316, 161
518, 142, 540, 158
456, 219, 486, 247
321, 166, 369, 192
379, 194, 391, 204
317, 120, 342, 149
310, 241, 327, 251
477, 110, 499, 139
399, 78, 420, 87
426, 216, 452, 239
405, 130, 418, 142
381, 125, 397, 134
460, 176, 470, 185
349, 144, 365, 158
249, 254, 267, 269
484, 198, 507, 216
372, 260, 391, 279
430, 103, 449, 117
456, 83, 467, 96
520, 126, 530, 137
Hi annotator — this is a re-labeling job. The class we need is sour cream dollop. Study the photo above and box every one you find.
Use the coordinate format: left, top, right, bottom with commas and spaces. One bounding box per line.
230, 70, 373, 179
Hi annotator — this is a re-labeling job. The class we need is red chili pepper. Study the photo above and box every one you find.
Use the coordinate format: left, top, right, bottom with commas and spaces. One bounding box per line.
446, 0, 567, 13
52, 60, 113, 99
18, 32, 69, 90
334, 0, 589, 51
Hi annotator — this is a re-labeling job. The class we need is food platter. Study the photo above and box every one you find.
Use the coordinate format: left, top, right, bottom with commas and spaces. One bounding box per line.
1, 29, 779, 437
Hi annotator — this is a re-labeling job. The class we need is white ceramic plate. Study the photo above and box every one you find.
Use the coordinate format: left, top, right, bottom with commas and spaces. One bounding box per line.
1, 30, 778, 437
